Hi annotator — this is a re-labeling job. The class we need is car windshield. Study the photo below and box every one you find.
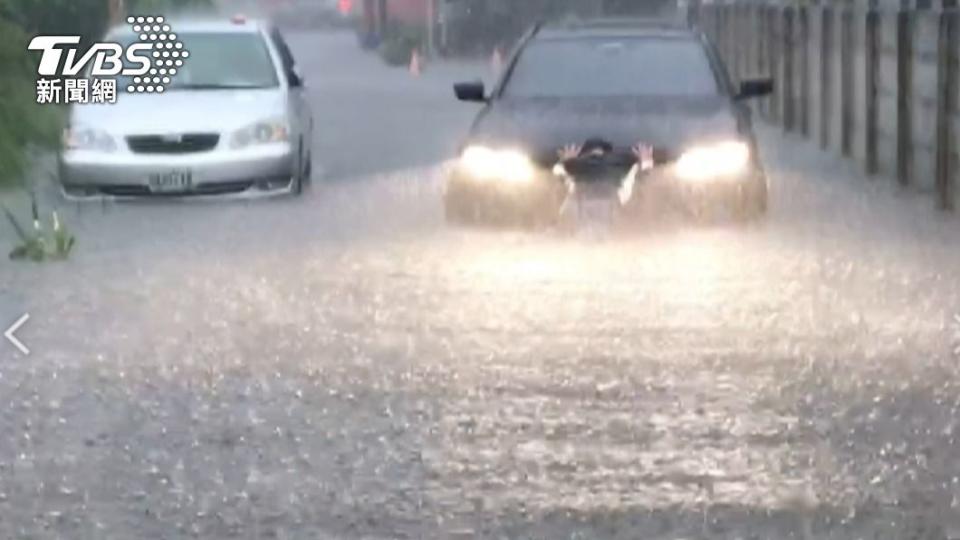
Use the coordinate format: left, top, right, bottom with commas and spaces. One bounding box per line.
111, 31, 279, 90
502, 37, 720, 98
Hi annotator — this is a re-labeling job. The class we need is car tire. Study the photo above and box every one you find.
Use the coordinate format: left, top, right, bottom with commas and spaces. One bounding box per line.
290, 148, 307, 196
303, 154, 313, 184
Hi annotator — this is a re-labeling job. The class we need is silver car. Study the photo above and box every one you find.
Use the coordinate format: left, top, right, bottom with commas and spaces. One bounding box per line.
59, 17, 314, 198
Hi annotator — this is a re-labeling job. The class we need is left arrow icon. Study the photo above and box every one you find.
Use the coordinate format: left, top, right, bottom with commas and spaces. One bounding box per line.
5, 313, 30, 355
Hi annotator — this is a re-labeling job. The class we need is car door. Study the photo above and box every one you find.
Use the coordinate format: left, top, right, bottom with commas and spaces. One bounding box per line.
269, 26, 313, 163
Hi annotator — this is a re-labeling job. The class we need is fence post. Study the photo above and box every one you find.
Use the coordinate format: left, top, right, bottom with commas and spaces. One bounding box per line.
769, 5, 782, 124
840, 8, 854, 156
896, 8, 914, 186
783, 6, 796, 131
700, 3, 709, 40
739, 3, 749, 81
935, 9, 957, 209
717, 4, 727, 75
752, 2, 762, 79
757, 3, 769, 118
727, 3, 736, 78
820, 6, 833, 148
865, 7, 880, 175
705, 3, 714, 40
709, 2, 718, 43
687, 0, 701, 28
799, 5, 811, 137
714, 2, 722, 46
728, 3, 738, 80
725, 3, 734, 79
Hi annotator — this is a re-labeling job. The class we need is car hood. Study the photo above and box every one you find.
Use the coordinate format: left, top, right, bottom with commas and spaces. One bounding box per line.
468, 96, 743, 163
69, 89, 287, 136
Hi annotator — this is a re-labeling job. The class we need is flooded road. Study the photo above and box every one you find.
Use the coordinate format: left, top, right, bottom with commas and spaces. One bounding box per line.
2, 30, 960, 538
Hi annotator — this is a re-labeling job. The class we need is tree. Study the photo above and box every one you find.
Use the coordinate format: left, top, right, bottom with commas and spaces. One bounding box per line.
4, 0, 109, 47
0, 2, 64, 187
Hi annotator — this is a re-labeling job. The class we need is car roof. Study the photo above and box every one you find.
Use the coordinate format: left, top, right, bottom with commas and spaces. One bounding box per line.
536, 17, 697, 40
107, 16, 268, 37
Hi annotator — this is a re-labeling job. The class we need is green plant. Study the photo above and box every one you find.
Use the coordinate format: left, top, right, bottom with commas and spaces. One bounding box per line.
378, 24, 426, 66
3, 190, 75, 261
0, 15, 64, 189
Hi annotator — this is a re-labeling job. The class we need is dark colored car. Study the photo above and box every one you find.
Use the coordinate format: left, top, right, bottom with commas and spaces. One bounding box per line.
444, 18, 774, 226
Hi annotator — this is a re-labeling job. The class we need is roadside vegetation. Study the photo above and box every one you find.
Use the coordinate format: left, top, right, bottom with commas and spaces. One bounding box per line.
0, 1, 64, 191
378, 23, 426, 67
0, 0, 215, 190
3, 191, 75, 261
0, 0, 211, 260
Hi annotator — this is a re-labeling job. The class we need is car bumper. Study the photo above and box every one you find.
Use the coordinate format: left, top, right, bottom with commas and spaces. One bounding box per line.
635, 165, 765, 192
447, 164, 765, 204
445, 167, 565, 209
58, 143, 297, 199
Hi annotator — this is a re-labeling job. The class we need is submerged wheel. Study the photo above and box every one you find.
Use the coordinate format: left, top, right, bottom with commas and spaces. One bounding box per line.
303, 154, 313, 185
290, 148, 308, 196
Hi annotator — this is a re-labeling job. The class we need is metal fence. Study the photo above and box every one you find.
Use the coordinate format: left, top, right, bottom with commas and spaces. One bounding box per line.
691, 1, 959, 211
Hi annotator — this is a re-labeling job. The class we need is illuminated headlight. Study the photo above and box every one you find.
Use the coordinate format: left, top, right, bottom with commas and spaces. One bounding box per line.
230, 119, 290, 149
675, 141, 750, 181
63, 127, 116, 152
460, 146, 535, 183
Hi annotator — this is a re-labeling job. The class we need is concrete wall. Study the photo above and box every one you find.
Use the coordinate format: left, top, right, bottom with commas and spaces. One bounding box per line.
695, 1, 960, 211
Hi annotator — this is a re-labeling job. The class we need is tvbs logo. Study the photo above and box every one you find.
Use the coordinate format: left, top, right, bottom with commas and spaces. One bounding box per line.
29, 16, 188, 105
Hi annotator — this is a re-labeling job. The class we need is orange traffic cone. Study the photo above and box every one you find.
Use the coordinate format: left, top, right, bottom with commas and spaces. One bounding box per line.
491, 47, 504, 73
409, 49, 422, 77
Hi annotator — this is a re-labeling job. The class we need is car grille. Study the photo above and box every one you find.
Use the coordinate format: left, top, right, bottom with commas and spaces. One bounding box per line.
97, 180, 257, 197
126, 133, 220, 154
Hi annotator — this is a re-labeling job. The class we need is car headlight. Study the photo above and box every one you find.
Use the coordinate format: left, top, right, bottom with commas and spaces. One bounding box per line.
675, 141, 750, 181
459, 145, 535, 183
230, 119, 290, 149
63, 127, 116, 152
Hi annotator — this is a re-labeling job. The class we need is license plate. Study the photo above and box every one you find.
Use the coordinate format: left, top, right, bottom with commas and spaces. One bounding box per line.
148, 170, 193, 193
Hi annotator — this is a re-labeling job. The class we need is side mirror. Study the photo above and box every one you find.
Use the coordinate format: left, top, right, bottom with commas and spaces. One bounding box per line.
735, 77, 773, 100
289, 65, 304, 88
454, 81, 487, 102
